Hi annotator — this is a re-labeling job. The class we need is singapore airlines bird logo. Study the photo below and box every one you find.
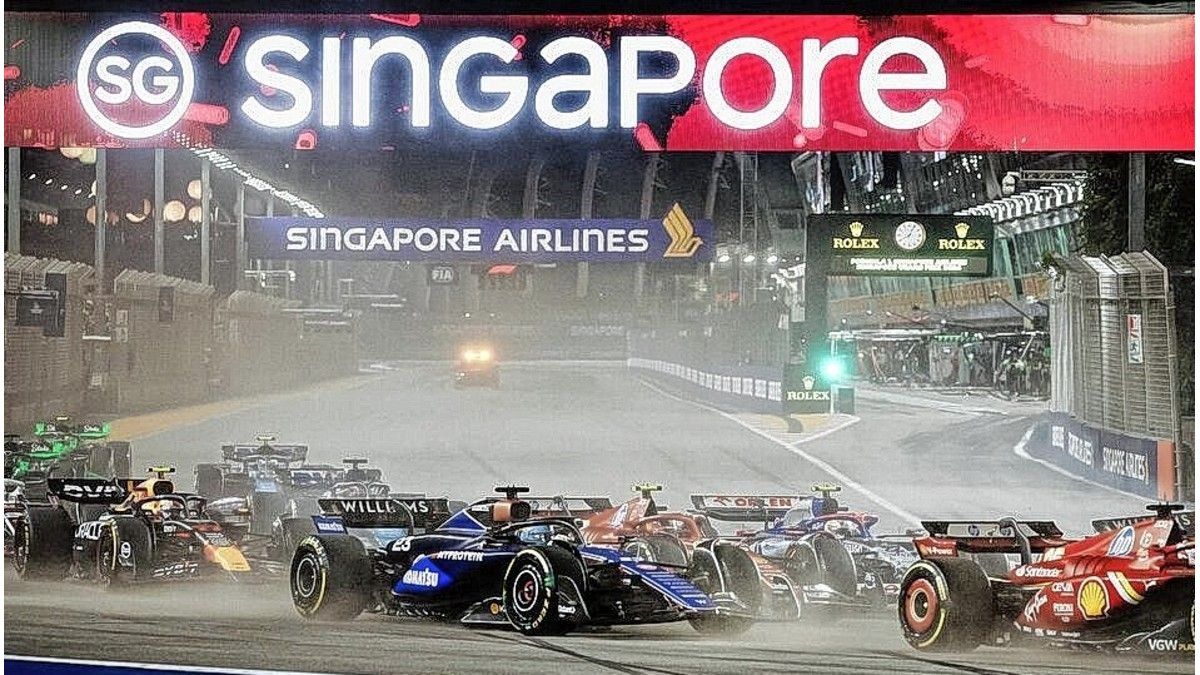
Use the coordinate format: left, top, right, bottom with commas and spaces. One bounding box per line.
662, 204, 703, 258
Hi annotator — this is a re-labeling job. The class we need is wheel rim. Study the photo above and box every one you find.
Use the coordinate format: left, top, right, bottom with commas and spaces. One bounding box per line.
904, 578, 938, 633
511, 567, 541, 614
294, 554, 320, 600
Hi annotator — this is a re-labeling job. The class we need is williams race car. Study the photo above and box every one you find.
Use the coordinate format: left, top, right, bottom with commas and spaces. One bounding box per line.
13, 467, 255, 585
898, 504, 1194, 654
290, 486, 750, 635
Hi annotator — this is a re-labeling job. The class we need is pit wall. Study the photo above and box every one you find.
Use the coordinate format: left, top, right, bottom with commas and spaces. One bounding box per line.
4, 255, 358, 432
627, 357, 782, 414
1028, 412, 1177, 501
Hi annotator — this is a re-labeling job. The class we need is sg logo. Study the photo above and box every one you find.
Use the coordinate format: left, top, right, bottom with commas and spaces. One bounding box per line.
76, 22, 195, 139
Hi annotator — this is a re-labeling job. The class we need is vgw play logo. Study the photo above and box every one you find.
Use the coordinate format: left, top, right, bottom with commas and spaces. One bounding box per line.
76, 22, 196, 139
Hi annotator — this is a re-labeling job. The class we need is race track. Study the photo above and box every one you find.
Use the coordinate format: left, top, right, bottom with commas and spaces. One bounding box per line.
5, 363, 1182, 674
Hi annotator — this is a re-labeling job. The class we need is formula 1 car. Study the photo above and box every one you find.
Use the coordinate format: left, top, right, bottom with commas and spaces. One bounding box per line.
290, 486, 749, 635
897, 504, 1194, 654
4, 479, 27, 558
12, 467, 254, 585
5, 417, 131, 500
454, 344, 499, 388
194, 435, 316, 535
705, 483, 919, 606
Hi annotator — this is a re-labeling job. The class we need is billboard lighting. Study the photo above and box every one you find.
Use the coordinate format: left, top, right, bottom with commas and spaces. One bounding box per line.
189, 147, 325, 217
743, 253, 756, 264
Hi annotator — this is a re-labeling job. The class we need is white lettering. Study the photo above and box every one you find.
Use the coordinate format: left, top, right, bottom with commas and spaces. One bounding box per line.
801, 37, 859, 129
440, 36, 527, 130
351, 36, 431, 128
702, 37, 791, 130
242, 35, 313, 128
536, 37, 608, 129
859, 36, 946, 130
619, 36, 696, 128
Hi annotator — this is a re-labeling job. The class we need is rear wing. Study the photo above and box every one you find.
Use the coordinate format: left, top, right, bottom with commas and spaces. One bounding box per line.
221, 443, 309, 464
525, 495, 614, 518
33, 421, 109, 439
318, 497, 451, 530
922, 520, 1063, 539
1093, 511, 1195, 537
47, 477, 126, 504
690, 494, 804, 522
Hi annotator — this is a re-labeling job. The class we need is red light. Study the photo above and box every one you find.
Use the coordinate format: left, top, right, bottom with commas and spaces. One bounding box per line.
218, 26, 241, 65
184, 103, 230, 126
633, 123, 663, 152
487, 265, 517, 275
295, 129, 317, 150
368, 14, 420, 27
4, 66, 20, 81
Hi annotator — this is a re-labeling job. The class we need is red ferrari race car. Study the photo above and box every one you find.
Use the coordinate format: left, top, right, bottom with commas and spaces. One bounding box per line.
898, 504, 1194, 655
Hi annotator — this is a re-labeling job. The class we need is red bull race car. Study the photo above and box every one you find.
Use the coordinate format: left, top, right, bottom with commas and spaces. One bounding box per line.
12, 467, 256, 585
898, 504, 1194, 655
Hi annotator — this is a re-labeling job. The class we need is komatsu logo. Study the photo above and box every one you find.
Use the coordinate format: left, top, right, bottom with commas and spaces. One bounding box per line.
401, 569, 440, 587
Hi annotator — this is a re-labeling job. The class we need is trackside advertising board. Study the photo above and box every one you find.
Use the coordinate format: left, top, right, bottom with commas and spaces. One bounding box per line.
811, 214, 994, 277
4, 13, 1194, 151
1033, 413, 1177, 501
246, 208, 713, 262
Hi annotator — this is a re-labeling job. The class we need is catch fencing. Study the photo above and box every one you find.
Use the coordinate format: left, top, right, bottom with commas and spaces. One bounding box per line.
1043, 251, 1186, 499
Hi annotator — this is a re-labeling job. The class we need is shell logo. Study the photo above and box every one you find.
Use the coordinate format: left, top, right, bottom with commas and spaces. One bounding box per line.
1078, 578, 1109, 619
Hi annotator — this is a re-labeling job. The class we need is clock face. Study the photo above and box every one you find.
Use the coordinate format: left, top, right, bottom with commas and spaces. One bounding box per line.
894, 221, 926, 251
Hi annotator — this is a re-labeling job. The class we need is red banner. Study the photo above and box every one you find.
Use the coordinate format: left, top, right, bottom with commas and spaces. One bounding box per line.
4, 13, 1193, 151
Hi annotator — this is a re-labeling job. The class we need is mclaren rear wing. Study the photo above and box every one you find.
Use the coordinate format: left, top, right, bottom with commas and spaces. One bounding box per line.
689, 494, 804, 522
525, 495, 614, 518
317, 497, 452, 530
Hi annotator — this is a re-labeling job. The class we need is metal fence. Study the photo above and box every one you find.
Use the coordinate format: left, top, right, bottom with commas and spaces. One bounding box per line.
1048, 251, 1186, 495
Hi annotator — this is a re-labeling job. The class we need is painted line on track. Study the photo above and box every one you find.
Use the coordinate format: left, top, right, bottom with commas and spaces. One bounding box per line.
6, 655, 336, 675
637, 378, 921, 527
1010, 423, 1148, 506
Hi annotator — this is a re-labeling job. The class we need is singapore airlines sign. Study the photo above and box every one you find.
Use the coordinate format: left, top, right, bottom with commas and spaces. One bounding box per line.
77, 20, 948, 139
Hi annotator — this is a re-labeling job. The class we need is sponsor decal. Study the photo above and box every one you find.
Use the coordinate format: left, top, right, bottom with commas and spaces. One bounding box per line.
708, 495, 797, 509
339, 499, 396, 514
966, 524, 980, 536
1052, 602, 1075, 616
150, 560, 200, 578
1078, 577, 1110, 619
1101, 446, 1148, 484
313, 516, 347, 534
1148, 638, 1195, 652
119, 542, 131, 560
1106, 526, 1136, 557
1050, 581, 1074, 594
916, 542, 957, 557
1040, 546, 1064, 562
1014, 565, 1061, 579
1066, 431, 1094, 467
56, 481, 124, 501
1023, 593, 1047, 622
401, 568, 440, 587
429, 551, 485, 562
75, 521, 105, 541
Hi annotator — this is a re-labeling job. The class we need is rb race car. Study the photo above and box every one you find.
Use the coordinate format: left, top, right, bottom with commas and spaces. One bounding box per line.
454, 344, 499, 388
898, 504, 1194, 654
714, 483, 919, 606
13, 467, 255, 585
290, 486, 750, 635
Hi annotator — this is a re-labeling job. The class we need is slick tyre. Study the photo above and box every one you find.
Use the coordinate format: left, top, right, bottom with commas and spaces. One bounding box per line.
194, 464, 224, 498
686, 544, 758, 636
276, 517, 317, 562
503, 546, 586, 636
899, 558, 995, 652
291, 535, 372, 621
621, 533, 689, 567
96, 518, 153, 587
14, 507, 74, 580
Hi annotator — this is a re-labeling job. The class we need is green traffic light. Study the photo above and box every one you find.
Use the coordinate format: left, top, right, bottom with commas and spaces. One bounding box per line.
820, 356, 846, 382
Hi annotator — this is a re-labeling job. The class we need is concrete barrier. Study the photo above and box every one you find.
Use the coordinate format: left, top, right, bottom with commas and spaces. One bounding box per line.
628, 357, 782, 414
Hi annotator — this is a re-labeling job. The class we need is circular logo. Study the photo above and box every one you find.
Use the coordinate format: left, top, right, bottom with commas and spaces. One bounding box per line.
76, 21, 195, 139
894, 220, 927, 251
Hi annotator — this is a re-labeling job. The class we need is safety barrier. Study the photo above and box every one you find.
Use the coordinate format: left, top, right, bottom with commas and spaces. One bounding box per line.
1028, 413, 1177, 501
628, 357, 782, 414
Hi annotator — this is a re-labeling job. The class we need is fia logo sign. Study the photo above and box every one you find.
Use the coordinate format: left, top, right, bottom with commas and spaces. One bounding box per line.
76, 22, 196, 139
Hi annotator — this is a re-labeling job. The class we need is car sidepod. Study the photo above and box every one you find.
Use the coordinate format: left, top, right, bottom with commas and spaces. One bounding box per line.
579, 546, 724, 624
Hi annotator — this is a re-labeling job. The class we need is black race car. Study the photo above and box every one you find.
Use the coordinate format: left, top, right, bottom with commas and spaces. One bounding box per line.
290, 486, 750, 635
13, 468, 256, 584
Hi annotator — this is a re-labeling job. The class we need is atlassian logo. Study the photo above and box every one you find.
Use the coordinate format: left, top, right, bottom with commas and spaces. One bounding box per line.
76, 22, 196, 139
401, 568, 440, 587
1106, 526, 1136, 557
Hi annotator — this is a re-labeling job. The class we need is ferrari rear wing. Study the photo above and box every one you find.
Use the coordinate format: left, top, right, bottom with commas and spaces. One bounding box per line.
525, 495, 614, 518
318, 497, 451, 530
1093, 510, 1195, 537
921, 520, 1063, 539
690, 494, 804, 522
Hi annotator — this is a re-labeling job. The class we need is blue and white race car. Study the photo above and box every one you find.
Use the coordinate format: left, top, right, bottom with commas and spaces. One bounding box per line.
290, 486, 752, 635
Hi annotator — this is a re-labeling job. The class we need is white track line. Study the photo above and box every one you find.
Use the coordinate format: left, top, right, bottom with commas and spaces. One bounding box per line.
637, 377, 921, 526
6, 655, 335, 675
1010, 423, 1149, 506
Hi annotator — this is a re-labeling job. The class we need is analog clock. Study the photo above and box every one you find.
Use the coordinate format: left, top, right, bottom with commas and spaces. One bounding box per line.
894, 220, 926, 251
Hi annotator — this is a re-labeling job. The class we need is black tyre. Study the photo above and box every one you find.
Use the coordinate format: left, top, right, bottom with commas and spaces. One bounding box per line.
85, 444, 111, 476
96, 518, 153, 587
251, 491, 290, 536
291, 535, 372, 620
503, 546, 586, 636
108, 442, 132, 477
276, 517, 317, 561
194, 464, 224, 498
686, 544, 758, 636
13, 506, 74, 580
899, 558, 995, 652
621, 533, 689, 568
